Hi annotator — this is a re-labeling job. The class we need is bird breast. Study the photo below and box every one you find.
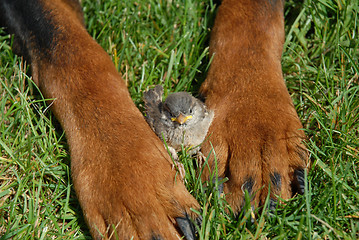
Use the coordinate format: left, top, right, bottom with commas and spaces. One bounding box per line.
167, 110, 214, 152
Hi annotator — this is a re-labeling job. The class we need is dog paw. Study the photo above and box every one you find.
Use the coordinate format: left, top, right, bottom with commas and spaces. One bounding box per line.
199, 99, 308, 213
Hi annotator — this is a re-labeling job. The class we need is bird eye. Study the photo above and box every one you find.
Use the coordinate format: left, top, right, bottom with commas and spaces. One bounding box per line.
189, 108, 193, 114
163, 104, 175, 117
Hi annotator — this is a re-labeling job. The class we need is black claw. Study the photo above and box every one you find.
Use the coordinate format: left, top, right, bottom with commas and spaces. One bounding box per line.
195, 215, 203, 229
270, 172, 281, 191
176, 213, 195, 240
269, 198, 277, 211
250, 205, 255, 223
217, 182, 224, 196
212, 177, 224, 196
240, 205, 255, 223
243, 177, 254, 195
294, 168, 305, 194
236, 177, 255, 222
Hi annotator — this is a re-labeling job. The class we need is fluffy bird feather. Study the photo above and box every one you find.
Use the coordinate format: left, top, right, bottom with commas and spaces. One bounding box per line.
143, 85, 214, 176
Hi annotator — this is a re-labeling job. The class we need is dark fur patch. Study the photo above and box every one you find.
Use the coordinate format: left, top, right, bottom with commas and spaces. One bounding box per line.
243, 177, 254, 195
0, 0, 60, 57
270, 172, 281, 191
197, 93, 206, 103
151, 234, 163, 240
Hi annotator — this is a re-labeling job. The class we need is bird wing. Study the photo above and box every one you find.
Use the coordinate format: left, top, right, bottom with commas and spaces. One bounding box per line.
143, 85, 164, 130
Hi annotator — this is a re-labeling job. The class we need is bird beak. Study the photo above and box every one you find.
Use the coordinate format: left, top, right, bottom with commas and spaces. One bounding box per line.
171, 113, 192, 124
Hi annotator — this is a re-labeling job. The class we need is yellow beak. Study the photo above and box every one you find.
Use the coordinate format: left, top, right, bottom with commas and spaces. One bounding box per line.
171, 113, 192, 125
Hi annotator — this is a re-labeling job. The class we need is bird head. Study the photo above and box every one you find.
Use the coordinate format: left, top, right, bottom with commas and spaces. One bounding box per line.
163, 92, 206, 126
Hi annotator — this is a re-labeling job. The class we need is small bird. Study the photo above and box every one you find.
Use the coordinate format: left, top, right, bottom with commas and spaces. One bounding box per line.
143, 85, 214, 178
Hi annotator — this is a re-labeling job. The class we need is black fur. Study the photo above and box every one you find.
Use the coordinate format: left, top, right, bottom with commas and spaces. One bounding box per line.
0, 0, 60, 58
151, 234, 163, 240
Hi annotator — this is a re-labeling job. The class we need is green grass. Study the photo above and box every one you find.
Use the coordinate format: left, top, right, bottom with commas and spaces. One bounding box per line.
0, 0, 358, 239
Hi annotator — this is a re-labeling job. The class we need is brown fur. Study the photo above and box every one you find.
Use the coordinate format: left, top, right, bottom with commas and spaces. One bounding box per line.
2, 0, 309, 238
200, 0, 308, 211
24, 0, 199, 239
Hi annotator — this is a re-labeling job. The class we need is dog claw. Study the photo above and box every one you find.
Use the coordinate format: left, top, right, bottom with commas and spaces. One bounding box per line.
293, 168, 305, 194
176, 213, 196, 240
212, 177, 224, 196
269, 198, 277, 212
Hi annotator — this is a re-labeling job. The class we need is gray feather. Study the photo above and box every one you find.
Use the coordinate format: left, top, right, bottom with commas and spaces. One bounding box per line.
143, 85, 164, 130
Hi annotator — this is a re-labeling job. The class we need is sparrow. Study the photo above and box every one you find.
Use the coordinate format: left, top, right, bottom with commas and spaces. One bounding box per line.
143, 85, 214, 177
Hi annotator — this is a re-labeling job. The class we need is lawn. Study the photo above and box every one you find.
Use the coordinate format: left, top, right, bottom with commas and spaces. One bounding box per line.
0, 0, 358, 239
